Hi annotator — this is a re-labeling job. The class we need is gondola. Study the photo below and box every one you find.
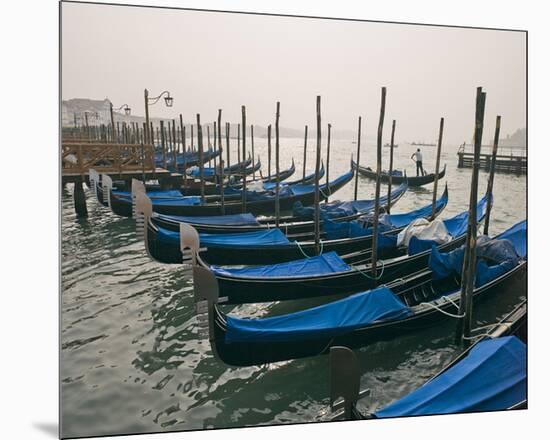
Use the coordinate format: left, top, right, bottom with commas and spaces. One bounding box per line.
116, 169, 354, 218
328, 300, 526, 420
185, 158, 261, 183
195, 220, 526, 366
260, 159, 297, 184
155, 148, 221, 170
193, 193, 490, 304
262, 161, 324, 189
352, 159, 446, 187
150, 179, 408, 235
139, 185, 449, 266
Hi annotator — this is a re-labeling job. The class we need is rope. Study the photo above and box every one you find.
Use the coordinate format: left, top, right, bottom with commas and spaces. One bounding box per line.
461, 322, 501, 340
418, 295, 465, 319
295, 239, 324, 258
352, 259, 385, 281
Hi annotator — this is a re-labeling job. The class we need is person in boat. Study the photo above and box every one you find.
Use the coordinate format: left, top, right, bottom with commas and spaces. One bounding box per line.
411, 148, 425, 176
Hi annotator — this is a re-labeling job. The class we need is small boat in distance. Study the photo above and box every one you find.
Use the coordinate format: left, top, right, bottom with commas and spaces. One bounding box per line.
384, 143, 398, 148
411, 141, 436, 146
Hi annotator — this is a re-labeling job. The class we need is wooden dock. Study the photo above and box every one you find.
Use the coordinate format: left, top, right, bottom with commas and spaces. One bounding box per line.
457, 145, 526, 175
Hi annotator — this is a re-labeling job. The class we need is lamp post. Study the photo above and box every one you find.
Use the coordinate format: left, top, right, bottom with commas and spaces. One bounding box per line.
144, 89, 173, 144
109, 102, 131, 142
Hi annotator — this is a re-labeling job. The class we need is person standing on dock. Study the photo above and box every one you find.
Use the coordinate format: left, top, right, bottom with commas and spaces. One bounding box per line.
411, 148, 425, 176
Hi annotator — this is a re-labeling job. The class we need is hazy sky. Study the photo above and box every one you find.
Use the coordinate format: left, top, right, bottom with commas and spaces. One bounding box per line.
61, 2, 526, 144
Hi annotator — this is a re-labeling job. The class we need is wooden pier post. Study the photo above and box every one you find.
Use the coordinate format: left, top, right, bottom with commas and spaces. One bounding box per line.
73, 180, 88, 217
180, 114, 187, 185
326, 123, 332, 200
109, 103, 117, 143
431, 117, 445, 220
456, 87, 486, 344
213, 121, 217, 172
267, 124, 272, 178
197, 114, 206, 204
314, 96, 322, 255
160, 120, 167, 170
241, 106, 247, 213
218, 109, 225, 214
371, 88, 386, 278
251, 124, 256, 180
172, 119, 177, 170
275, 102, 281, 227
387, 120, 396, 213
354, 116, 362, 201
302, 125, 308, 179
225, 122, 231, 172
237, 123, 241, 163
191, 125, 194, 152
483, 115, 501, 235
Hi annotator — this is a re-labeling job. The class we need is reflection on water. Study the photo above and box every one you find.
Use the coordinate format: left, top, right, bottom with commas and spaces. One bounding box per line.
61, 139, 526, 438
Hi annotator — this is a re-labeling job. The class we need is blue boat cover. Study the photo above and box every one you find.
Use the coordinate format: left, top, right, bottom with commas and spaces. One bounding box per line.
199, 229, 290, 247
321, 187, 446, 241
428, 220, 526, 287
211, 251, 351, 278
225, 286, 412, 343
151, 196, 202, 206
386, 189, 448, 229
112, 189, 184, 200
374, 336, 526, 418
408, 195, 488, 255
292, 181, 408, 219
156, 213, 260, 226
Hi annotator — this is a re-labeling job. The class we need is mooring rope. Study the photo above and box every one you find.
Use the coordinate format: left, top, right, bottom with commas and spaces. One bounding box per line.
418, 295, 465, 319
295, 239, 324, 258
352, 259, 386, 281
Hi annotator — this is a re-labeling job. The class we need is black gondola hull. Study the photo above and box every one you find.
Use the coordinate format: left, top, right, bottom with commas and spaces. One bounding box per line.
353, 160, 446, 186
212, 262, 527, 366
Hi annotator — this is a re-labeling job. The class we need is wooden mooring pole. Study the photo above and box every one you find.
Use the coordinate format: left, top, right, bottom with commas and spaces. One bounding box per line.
387, 119, 396, 213
160, 120, 167, 169
371, 87, 386, 278
275, 102, 281, 227
180, 114, 187, 185
226, 122, 231, 172
237, 123, 241, 163
267, 124, 272, 178
197, 114, 206, 204
326, 123, 332, 201
314, 96, 322, 255
483, 115, 501, 236
456, 87, 486, 345
251, 124, 256, 180
302, 125, 308, 179
354, 116, 362, 201
73, 180, 88, 217
431, 117, 445, 220
241, 106, 247, 213
218, 109, 225, 214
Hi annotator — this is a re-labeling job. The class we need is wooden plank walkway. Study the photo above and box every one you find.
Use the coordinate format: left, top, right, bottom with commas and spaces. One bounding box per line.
457, 147, 526, 175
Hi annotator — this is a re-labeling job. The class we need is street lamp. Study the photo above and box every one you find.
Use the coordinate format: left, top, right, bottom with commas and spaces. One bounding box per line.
109, 102, 132, 142
144, 89, 174, 143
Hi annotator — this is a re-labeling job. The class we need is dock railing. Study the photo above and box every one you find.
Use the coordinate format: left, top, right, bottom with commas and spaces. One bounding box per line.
457, 143, 526, 174
62, 142, 155, 177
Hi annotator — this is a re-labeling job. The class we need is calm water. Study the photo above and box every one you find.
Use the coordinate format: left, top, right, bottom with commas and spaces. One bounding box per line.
61, 139, 527, 438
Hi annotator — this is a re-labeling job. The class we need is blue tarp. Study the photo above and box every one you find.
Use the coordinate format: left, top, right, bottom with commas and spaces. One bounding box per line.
154, 225, 290, 247
199, 228, 290, 247
112, 189, 184, 200
408, 195, 489, 256
428, 220, 526, 287
374, 336, 526, 418
292, 181, 408, 219
211, 251, 351, 278
151, 196, 202, 206
156, 213, 260, 227
322, 187, 446, 241
225, 286, 412, 343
